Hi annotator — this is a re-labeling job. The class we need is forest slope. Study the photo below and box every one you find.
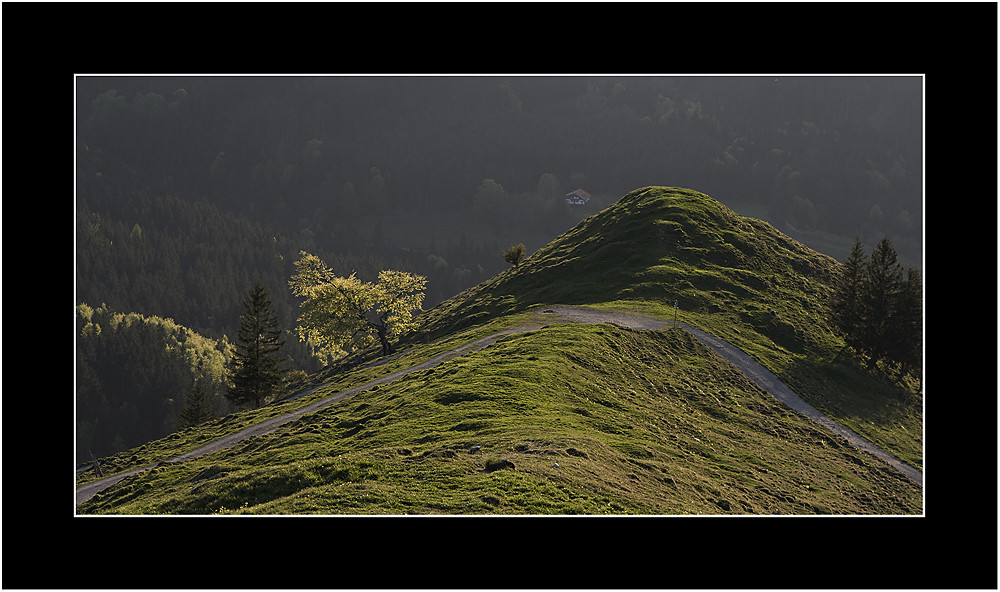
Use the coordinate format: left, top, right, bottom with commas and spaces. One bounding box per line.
77, 186, 922, 515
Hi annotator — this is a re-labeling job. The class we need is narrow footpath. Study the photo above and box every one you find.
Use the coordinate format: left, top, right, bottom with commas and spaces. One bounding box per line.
76, 306, 922, 508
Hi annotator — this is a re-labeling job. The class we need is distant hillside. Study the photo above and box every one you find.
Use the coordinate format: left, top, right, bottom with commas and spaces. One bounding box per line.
76, 186, 922, 517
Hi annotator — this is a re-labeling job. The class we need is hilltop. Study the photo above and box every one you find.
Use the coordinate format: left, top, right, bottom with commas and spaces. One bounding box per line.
413, 186, 842, 347
76, 187, 922, 516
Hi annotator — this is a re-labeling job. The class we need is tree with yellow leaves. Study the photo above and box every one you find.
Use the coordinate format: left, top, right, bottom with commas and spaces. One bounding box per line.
289, 251, 427, 359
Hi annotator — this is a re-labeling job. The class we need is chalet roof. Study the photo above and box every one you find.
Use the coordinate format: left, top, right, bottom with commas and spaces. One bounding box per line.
565, 189, 591, 200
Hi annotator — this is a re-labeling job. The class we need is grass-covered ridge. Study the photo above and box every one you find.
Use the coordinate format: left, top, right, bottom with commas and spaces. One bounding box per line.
79, 319, 920, 515
77, 186, 922, 515
410, 187, 921, 469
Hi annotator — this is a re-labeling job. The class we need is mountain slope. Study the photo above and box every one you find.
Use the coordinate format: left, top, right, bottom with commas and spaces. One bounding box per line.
76, 186, 922, 515
77, 309, 921, 515
411, 186, 921, 470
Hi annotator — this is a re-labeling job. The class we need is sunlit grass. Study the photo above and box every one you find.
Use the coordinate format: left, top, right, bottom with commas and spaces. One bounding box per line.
80, 323, 921, 515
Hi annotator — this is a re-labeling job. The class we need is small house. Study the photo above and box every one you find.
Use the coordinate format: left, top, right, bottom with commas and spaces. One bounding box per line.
564, 188, 591, 205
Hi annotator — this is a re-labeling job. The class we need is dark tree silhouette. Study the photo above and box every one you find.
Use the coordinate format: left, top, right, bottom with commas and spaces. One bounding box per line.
829, 236, 920, 380
888, 266, 923, 381
829, 237, 867, 354
226, 281, 286, 409
178, 381, 215, 429
861, 237, 904, 369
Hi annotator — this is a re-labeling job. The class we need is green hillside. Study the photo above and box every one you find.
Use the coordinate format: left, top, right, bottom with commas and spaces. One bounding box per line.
76, 187, 922, 515
414, 186, 843, 347
412, 187, 921, 469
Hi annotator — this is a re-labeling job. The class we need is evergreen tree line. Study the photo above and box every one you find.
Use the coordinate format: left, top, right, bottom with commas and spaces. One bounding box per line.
829, 237, 922, 381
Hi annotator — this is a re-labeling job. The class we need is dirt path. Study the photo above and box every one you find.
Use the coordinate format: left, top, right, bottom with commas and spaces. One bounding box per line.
76, 305, 921, 507
676, 320, 922, 485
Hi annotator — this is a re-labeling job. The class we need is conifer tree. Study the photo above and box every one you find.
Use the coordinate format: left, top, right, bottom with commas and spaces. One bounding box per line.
861, 237, 903, 368
889, 266, 923, 380
829, 236, 921, 378
178, 381, 214, 429
830, 237, 868, 353
226, 281, 286, 409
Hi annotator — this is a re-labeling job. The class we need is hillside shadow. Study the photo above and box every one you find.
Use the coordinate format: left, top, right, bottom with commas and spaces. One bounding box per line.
785, 350, 920, 423
781, 349, 923, 469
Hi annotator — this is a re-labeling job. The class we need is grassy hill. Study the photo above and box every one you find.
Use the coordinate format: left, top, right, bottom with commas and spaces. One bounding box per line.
411, 186, 921, 469
76, 187, 922, 515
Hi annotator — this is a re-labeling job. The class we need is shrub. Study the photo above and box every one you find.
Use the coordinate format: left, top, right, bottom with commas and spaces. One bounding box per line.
502, 243, 526, 267
484, 458, 515, 472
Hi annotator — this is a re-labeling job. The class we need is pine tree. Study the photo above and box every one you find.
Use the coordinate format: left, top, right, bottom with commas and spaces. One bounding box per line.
830, 237, 867, 353
178, 381, 215, 429
889, 266, 923, 380
226, 281, 286, 409
829, 236, 921, 378
860, 237, 904, 369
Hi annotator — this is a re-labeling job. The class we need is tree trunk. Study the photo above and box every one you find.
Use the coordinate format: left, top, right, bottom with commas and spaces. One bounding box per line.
377, 325, 395, 356
363, 310, 396, 357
